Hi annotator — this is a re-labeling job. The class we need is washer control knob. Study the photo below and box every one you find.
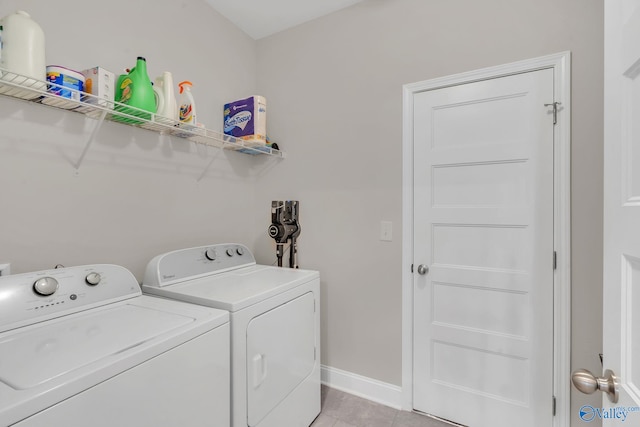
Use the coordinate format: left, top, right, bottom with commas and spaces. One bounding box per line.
85, 272, 101, 286
205, 248, 217, 261
236, 247, 245, 256
33, 277, 59, 296
226, 248, 235, 257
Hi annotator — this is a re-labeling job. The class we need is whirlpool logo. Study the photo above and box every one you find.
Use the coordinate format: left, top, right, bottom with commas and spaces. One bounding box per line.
580, 405, 640, 422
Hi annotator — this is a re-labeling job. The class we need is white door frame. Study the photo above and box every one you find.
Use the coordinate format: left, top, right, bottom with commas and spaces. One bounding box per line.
401, 51, 571, 427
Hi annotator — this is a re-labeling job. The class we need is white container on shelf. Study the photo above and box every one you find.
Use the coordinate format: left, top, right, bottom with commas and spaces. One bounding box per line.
42, 66, 85, 110
153, 71, 178, 122
0, 10, 46, 99
73, 66, 116, 118
81, 67, 115, 107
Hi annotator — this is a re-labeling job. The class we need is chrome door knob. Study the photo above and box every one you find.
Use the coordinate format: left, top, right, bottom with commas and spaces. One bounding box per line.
417, 264, 429, 275
571, 368, 619, 403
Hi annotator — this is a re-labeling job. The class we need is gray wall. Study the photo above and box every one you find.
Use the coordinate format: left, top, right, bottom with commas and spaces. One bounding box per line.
0, 0, 264, 278
255, 0, 604, 424
0, 0, 603, 425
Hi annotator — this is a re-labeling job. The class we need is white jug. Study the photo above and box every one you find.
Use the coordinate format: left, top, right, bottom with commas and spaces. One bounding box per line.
0, 10, 46, 99
153, 71, 178, 122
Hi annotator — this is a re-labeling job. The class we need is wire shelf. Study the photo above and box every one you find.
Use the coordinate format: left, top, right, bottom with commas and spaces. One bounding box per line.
0, 68, 285, 158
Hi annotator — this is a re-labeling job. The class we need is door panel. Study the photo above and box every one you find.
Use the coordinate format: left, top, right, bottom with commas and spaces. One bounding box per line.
431, 160, 528, 207
432, 282, 528, 336
431, 341, 530, 404
602, 1, 640, 424
413, 69, 554, 427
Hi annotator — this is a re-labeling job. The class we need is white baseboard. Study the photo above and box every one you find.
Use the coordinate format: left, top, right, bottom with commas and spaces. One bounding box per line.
320, 365, 403, 410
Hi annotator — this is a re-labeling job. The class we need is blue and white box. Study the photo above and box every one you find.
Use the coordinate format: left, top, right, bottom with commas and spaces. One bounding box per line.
224, 95, 266, 146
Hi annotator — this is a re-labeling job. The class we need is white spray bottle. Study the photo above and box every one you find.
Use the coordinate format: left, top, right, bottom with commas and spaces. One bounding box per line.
178, 80, 197, 126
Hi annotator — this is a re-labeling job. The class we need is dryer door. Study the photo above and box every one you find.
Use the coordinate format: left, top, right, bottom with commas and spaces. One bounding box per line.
246, 291, 316, 426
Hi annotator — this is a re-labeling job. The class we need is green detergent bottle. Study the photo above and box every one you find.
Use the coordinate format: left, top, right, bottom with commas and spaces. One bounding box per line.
113, 57, 156, 124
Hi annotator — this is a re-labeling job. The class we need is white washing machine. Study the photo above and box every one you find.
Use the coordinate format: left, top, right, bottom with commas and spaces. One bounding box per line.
0, 264, 230, 427
142, 243, 320, 427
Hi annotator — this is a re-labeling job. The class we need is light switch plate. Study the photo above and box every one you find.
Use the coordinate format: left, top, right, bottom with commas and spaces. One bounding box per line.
380, 221, 392, 242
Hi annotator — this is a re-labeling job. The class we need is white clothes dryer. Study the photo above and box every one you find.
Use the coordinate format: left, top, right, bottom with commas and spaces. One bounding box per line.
0, 264, 230, 427
142, 243, 320, 427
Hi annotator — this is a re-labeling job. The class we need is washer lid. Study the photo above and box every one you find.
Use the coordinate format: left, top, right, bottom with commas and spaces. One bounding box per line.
0, 293, 228, 427
0, 303, 192, 390
143, 265, 319, 312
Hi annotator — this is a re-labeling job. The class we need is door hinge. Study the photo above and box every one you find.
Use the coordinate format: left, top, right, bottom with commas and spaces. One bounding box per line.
544, 102, 561, 125
411, 264, 414, 273
553, 251, 557, 270
552, 396, 557, 416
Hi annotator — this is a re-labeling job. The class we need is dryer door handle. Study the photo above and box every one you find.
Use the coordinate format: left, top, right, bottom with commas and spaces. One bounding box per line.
252, 354, 268, 389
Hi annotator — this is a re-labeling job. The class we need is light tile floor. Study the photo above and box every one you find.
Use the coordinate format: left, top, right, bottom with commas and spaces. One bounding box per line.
311, 386, 455, 427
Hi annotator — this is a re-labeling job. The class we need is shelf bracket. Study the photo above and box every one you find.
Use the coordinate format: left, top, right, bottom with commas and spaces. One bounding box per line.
74, 109, 108, 171
196, 149, 222, 182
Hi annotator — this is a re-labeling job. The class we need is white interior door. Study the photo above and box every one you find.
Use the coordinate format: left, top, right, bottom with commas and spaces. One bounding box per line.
412, 69, 555, 427
588, 0, 640, 424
